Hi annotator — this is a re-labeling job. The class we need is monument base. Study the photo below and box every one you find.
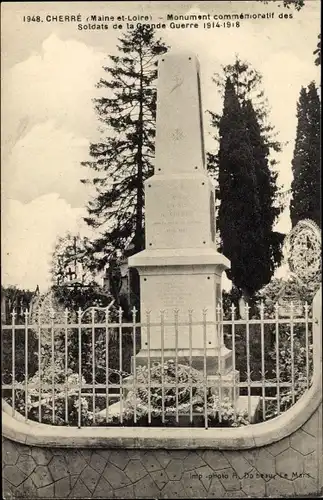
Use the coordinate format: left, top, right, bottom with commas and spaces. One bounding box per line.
96, 395, 260, 426
129, 249, 230, 352
208, 370, 240, 402
236, 396, 261, 424
132, 346, 233, 375
131, 353, 239, 405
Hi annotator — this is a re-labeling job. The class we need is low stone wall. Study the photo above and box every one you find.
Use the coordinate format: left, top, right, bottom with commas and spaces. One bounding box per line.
2, 402, 322, 499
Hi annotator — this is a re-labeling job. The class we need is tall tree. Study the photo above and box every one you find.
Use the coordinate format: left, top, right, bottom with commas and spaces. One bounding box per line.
210, 58, 282, 149
209, 59, 284, 294
81, 26, 168, 303
208, 58, 282, 187
244, 100, 284, 283
290, 82, 321, 227
218, 79, 265, 298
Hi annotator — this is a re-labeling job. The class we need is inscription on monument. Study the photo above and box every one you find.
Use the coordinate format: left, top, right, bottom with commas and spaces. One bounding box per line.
141, 273, 219, 349
146, 179, 212, 248
142, 274, 217, 318
156, 279, 192, 310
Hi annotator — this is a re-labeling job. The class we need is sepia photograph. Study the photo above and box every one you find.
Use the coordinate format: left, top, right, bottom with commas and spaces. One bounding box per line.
1, 1, 322, 498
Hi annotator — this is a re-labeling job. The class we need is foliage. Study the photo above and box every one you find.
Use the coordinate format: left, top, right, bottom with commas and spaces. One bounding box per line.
255, 276, 317, 316
265, 327, 313, 419
11, 370, 93, 426
30, 287, 132, 380
209, 59, 284, 297
112, 360, 250, 427
9, 359, 250, 428
30, 290, 69, 340
8, 287, 133, 427
51, 283, 115, 313
50, 232, 96, 287
217, 79, 273, 297
2, 330, 38, 386
314, 34, 321, 66
6, 311, 135, 426
208, 56, 282, 175
256, 276, 314, 418
221, 287, 241, 320
260, 0, 304, 9
290, 82, 321, 228
124, 360, 205, 418
1, 285, 36, 324
65, 321, 134, 388
81, 26, 168, 277
50, 232, 135, 313
2, 286, 39, 385
244, 100, 284, 284
223, 277, 316, 389
207, 395, 250, 427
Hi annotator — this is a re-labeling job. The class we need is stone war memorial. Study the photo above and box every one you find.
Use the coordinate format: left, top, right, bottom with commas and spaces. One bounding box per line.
129, 52, 240, 405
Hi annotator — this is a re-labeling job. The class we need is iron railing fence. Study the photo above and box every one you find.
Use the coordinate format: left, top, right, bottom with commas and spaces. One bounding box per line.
1, 301, 313, 429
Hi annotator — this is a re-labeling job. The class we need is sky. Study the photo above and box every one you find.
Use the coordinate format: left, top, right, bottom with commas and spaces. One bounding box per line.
1, 1, 320, 292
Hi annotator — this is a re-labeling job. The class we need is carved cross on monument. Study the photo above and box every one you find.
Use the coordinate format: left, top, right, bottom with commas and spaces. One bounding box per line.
129, 53, 238, 399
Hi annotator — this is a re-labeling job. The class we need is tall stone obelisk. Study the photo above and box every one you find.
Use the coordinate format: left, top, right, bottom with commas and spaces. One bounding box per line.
129, 53, 235, 384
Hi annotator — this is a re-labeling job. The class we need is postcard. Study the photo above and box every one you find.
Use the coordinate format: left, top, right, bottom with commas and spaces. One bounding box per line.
1, 1, 321, 499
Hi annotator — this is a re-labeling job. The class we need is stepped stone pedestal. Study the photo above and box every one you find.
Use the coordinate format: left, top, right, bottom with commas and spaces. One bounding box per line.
129, 52, 238, 403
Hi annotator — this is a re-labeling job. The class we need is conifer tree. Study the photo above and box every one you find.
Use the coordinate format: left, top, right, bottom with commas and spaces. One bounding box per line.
211, 60, 284, 295
81, 27, 168, 302
244, 100, 284, 284
290, 82, 321, 227
218, 79, 265, 298
208, 57, 282, 178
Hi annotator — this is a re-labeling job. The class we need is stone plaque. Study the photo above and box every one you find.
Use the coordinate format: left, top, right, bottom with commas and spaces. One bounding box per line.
140, 271, 221, 350
145, 176, 214, 249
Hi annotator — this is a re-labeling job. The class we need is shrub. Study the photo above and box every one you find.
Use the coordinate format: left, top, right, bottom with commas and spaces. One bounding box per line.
8, 358, 250, 428
96, 360, 251, 428
124, 360, 205, 420
265, 326, 313, 419
6, 365, 94, 426
2, 330, 38, 385
207, 395, 249, 427
255, 276, 317, 318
